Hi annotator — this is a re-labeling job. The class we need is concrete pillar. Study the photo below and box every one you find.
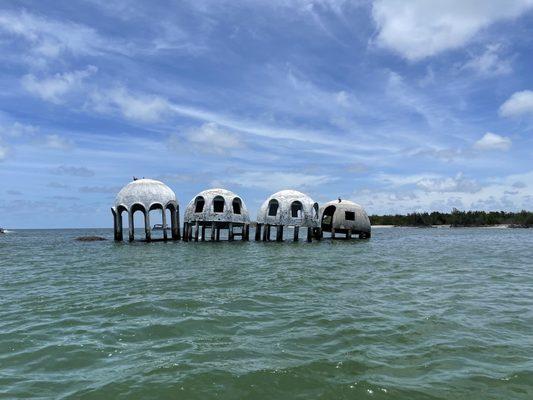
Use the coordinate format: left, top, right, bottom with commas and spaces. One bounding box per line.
255, 224, 262, 241
307, 227, 313, 242
211, 222, 216, 241
243, 224, 249, 241
216, 227, 221, 241
262, 224, 269, 241
346, 229, 351, 240
112, 208, 123, 241
228, 222, 234, 241
161, 209, 168, 241
201, 225, 206, 241
183, 222, 189, 242
276, 225, 283, 242
144, 211, 151, 242
128, 211, 135, 242
174, 206, 181, 240
331, 228, 336, 239
194, 222, 199, 242
188, 223, 193, 241
293, 226, 299, 242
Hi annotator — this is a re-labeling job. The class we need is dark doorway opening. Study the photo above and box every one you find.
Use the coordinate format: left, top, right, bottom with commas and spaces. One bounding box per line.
291, 201, 303, 218
194, 196, 205, 213
321, 205, 336, 230
213, 196, 225, 213
268, 199, 279, 216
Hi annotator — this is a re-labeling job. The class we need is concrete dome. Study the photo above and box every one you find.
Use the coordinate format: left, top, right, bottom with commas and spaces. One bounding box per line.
114, 179, 177, 212
319, 199, 371, 236
257, 189, 319, 227
184, 188, 250, 223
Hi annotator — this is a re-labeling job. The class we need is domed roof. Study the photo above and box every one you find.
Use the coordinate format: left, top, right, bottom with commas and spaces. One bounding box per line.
114, 179, 177, 211
184, 188, 250, 223
257, 189, 319, 227
319, 199, 370, 233
320, 199, 365, 210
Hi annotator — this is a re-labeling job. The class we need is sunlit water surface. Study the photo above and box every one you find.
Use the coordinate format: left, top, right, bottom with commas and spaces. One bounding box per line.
1, 227, 532, 399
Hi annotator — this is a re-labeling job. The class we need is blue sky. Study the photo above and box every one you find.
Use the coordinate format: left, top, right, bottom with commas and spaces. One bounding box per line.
1, 0, 532, 228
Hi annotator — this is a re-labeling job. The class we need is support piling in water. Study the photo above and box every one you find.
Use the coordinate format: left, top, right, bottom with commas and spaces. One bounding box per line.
183, 222, 189, 242
229, 222, 234, 241
276, 225, 283, 242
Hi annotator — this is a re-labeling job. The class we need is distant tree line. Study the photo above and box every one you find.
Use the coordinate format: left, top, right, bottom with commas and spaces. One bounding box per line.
369, 209, 533, 227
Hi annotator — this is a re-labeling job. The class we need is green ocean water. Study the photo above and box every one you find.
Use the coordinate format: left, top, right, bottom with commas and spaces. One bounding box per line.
1, 227, 532, 399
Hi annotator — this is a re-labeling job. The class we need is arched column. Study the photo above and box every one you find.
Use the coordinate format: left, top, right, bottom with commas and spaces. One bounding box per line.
128, 211, 135, 242
161, 208, 168, 241
144, 210, 151, 242
112, 208, 123, 241
174, 205, 181, 240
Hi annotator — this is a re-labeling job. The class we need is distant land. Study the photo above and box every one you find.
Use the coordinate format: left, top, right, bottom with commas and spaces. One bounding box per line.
369, 209, 533, 228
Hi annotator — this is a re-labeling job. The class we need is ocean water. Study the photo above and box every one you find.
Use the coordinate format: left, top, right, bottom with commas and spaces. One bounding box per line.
1, 227, 532, 399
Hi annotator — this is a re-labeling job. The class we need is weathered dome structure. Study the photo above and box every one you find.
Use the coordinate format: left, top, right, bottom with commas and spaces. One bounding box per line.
256, 190, 320, 241
111, 178, 180, 242
183, 188, 250, 241
319, 199, 371, 239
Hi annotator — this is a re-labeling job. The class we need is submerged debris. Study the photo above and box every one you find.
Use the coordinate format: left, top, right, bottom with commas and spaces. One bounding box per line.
75, 236, 107, 242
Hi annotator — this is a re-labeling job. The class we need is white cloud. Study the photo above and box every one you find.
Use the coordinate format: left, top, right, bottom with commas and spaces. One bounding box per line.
474, 132, 511, 151
52, 165, 95, 177
219, 171, 336, 191
377, 172, 481, 193
89, 87, 171, 122
462, 44, 512, 76
89, 86, 350, 150
416, 173, 481, 193
44, 134, 74, 150
499, 90, 533, 117
0, 144, 8, 160
0, 10, 118, 59
172, 122, 245, 155
22, 66, 97, 103
372, 0, 533, 60
3, 121, 38, 137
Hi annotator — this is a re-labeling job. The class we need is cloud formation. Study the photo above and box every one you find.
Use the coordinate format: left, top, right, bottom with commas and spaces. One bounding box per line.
474, 132, 512, 151
499, 90, 533, 117
22, 66, 97, 103
372, 0, 533, 60
461, 44, 512, 76
416, 173, 481, 193
52, 165, 95, 177
89, 87, 172, 122
218, 171, 336, 191
170, 122, 245, 155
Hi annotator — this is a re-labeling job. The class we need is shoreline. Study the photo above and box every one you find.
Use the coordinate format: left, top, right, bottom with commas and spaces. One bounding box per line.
372, 224, 530, 229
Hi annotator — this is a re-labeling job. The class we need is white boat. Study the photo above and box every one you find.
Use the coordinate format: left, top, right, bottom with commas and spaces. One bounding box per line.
152, 224, 170, 231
